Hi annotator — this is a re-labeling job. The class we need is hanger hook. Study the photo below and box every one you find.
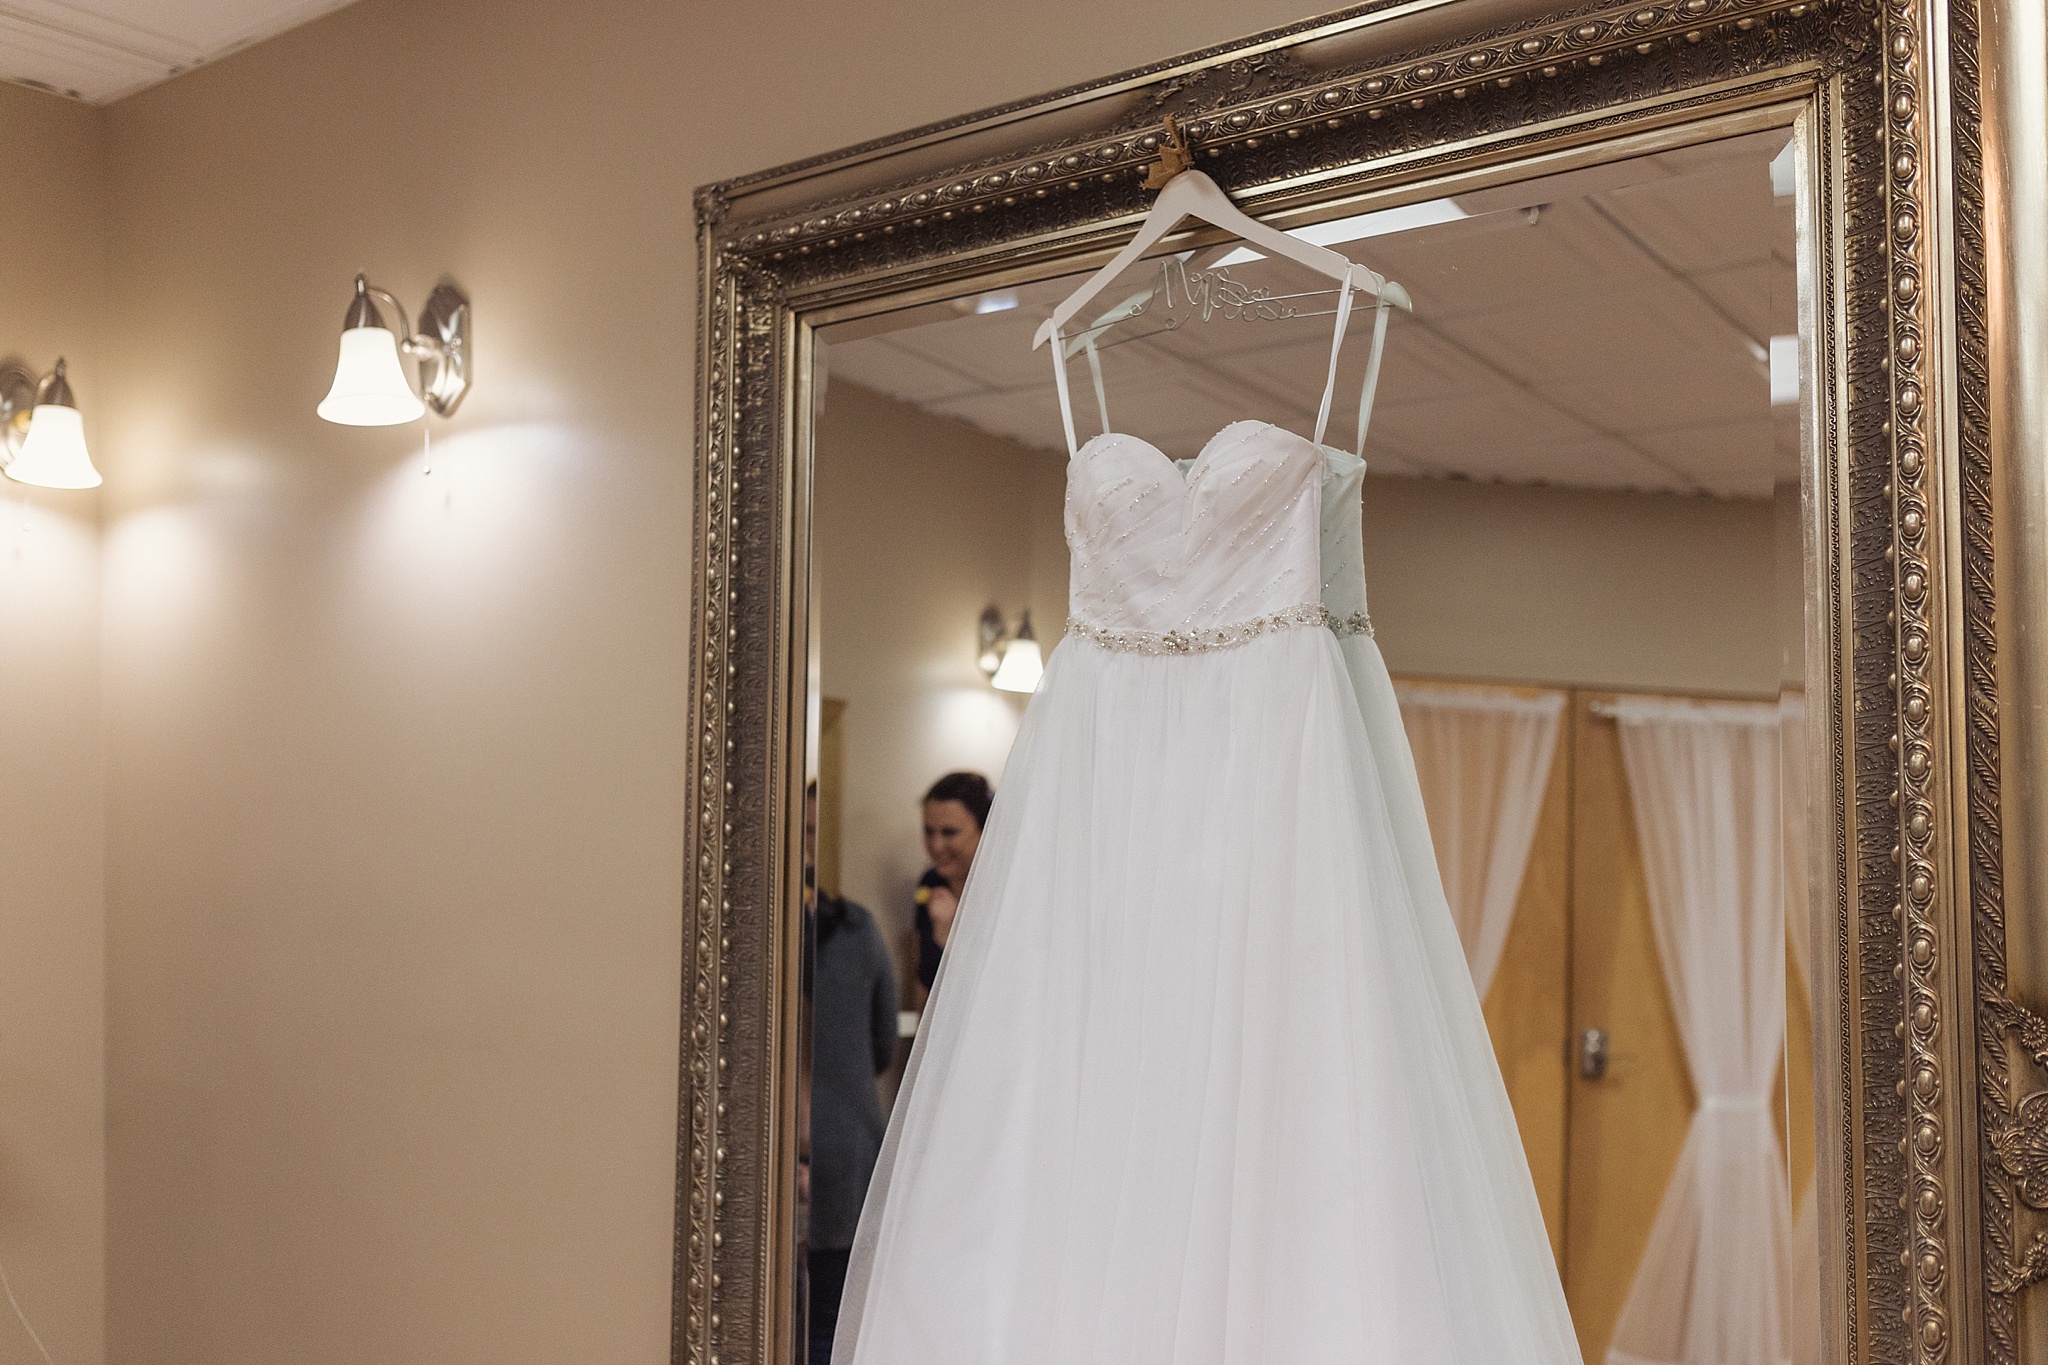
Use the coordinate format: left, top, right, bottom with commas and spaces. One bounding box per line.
1141, 114, 1197, 191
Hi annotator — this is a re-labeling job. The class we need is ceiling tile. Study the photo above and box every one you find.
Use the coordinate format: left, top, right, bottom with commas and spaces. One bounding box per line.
1633, 419, 1788, 499
1078, 264, 1356, 363
888, 308, 1056, 392
1226, 337, 1355, 415
1449, 434, 1691, 493
1357, 448, 1434, 478
2, 0, 361, 103
1690, 261, 1776, 341
77, 0, 351, 52
818, 132, 1798, 503
825, 338, 984, 406
923, 389, 1070, 455
1539, 342, 1767, 436
1230, 324, 1500, 424
1591, 161, 1782, 275
0, 10, 168, 98
1363, 325, 1503, 410
1072, 335, 1289, 427
1360, 200, 1664, 320
1439, 276, 1752, 388
1369, 388, 1599, 467
1066, 377, 1265, 463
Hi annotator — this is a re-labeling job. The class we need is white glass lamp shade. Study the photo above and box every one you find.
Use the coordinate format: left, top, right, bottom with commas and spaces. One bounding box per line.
991, 635, 1044, 693
6, 404, 100, 489
318, 326, 426, 426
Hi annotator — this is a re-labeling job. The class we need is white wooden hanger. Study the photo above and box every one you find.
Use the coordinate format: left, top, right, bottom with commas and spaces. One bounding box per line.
1032, 119, 1412, 353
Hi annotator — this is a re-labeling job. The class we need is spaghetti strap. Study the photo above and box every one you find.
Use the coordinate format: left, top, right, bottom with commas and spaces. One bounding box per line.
1354, 296, 1393, 458
1312, 265, 1358, 448
1055, 259, 1383, 458
1083, 336, 1112, 440
1049, 325, 1080, 458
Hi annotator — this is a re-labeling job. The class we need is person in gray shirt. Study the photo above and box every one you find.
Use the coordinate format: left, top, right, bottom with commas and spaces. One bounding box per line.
808, 885, 898, 1363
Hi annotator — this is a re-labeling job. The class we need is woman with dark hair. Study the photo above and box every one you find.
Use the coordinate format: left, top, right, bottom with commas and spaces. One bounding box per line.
911, 771, 993, 1005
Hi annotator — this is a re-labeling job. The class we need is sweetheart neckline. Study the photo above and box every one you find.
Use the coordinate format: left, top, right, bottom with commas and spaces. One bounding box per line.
1076, 420, 1362, 485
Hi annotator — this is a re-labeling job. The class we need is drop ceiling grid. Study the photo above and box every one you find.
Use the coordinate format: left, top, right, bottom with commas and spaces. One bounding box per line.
823, 134, 1799, 499
1, 0, 360, 102
0, 10, 163, 95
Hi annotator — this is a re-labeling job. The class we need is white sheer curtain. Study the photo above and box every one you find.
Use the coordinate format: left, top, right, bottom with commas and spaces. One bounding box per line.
1780, 692, 1820, 1365
1607, 697, 1790, 1365
1395, 684, 1565, 998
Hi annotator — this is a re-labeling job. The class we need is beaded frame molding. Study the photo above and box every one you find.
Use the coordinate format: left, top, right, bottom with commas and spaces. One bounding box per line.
682, 0, 2038, 1361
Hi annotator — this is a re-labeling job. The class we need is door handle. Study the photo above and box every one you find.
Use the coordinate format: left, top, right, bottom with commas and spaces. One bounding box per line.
1578, 1027, 1610, 1080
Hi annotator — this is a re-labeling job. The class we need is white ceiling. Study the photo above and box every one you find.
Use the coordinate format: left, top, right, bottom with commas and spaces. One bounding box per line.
823, 129, 1800, 500
0, 0, 357, 103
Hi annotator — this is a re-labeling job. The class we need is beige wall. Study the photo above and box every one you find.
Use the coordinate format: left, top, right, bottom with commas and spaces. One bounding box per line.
1363, 474, 1785, 695
69, 2, 1333, 1363
813, 382, 1066, 985
0, 80, 107, 1365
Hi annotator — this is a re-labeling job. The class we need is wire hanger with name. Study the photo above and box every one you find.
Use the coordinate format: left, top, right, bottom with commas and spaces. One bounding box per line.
1038, 115, 1412, 460
1031, 115, 1412, 355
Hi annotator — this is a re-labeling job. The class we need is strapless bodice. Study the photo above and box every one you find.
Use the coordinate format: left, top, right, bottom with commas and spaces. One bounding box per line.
1167, 437, 1372, 638
1066, 420, 1325, 641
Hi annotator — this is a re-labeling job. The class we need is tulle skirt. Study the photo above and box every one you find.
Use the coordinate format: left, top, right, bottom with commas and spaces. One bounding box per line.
833, 625, 1584, 1365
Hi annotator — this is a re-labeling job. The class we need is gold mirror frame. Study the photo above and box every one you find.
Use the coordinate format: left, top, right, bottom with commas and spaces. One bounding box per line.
679, 0, 2048, 1361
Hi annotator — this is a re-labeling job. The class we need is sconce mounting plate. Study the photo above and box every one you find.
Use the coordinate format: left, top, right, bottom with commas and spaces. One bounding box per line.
0, 359, 36, 463
414, 282, 471, 417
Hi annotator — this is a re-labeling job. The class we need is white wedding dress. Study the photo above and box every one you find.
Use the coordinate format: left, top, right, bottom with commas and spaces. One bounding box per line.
831, 284, 1583, 1365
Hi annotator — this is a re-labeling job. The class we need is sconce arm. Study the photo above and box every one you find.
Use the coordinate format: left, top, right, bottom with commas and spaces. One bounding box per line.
0, 358, 39, 463
362, 282, 445, 359
358, 278, 471, 417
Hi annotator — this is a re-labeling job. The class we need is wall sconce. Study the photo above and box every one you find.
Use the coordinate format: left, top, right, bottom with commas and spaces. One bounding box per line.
317, 273, 471, 426
979, 607, 1044, 694
0, 357, 100, 489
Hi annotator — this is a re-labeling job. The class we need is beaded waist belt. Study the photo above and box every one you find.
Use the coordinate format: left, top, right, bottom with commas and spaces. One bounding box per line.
1067, 603, 1372, 655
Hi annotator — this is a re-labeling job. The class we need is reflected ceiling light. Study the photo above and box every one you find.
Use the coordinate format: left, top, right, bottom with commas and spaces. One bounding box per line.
318, 273, 471, 426
1769, 334, 1800, 406
953, 288, 1021, 317
1769, 141, 1797, 201
1, 357, 101, 489
990, 613, 1044, 694
1215, 197, 1473, 268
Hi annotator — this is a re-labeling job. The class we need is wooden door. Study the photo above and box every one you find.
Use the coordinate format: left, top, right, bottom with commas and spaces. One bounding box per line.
1561, 692, 1696, 1361
1402, 680, 1801, 1360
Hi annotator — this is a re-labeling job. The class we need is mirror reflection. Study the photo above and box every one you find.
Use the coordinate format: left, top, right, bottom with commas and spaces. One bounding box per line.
804, 126, 1817, 1365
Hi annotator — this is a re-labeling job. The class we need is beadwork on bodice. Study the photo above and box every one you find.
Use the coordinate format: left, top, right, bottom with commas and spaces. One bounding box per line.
1048, 255, 1391, 655
1065, 421, 1327, 647
1319, 445, 1375, 640
1175, 440, 1375, 642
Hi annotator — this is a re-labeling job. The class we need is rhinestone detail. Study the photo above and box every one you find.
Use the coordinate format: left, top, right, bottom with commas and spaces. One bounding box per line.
1067, 602, 1334, 655
1329, 610, 1374, 639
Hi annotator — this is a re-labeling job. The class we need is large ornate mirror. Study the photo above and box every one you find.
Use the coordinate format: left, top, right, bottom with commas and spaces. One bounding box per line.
681, 2, 2048, 1363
